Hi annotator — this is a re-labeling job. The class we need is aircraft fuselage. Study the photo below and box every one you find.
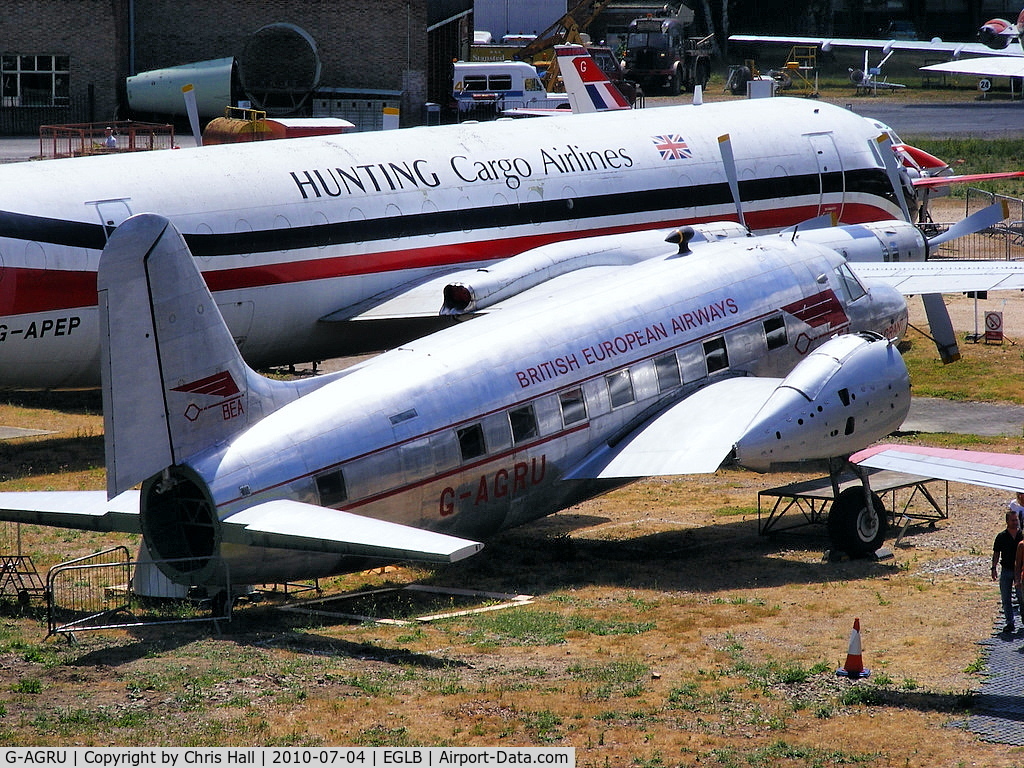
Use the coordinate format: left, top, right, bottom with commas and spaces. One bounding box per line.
0, 98, 905, 388
147, 234, 910, 585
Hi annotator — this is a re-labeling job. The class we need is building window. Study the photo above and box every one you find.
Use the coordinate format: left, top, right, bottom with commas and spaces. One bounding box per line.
559, 388, 587, 426
457, 424, 487, 461
1, 54, 69, 107
508, 404, 538, 444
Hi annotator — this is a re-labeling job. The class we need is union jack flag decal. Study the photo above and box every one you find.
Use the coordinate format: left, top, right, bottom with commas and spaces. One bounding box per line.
652, 134, 692, 160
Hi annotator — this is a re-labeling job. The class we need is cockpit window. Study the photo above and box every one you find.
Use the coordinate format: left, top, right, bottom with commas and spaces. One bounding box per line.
835, 263, 867, 302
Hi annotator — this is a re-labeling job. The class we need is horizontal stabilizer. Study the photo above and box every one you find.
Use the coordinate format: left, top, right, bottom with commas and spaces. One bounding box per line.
0, 491, 141, 532
221, 500, 484, 563
851, 261, 1024, 295
567, 377, 783, 478
852, 444, 1024, 493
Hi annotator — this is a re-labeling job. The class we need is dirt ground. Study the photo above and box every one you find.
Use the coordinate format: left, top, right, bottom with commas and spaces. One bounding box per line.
0, 196, 1023, 762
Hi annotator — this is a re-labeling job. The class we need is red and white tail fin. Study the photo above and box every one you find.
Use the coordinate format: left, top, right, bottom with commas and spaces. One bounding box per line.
98, 214, 323, 498
555, 44, 631, 113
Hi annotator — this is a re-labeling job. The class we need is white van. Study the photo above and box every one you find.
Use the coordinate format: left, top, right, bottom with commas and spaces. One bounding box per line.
452, 61, 569, 115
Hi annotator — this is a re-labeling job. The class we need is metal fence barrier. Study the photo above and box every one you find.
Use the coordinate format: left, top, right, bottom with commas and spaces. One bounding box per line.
46, 550, 232, 637
924, 189, 1024, 261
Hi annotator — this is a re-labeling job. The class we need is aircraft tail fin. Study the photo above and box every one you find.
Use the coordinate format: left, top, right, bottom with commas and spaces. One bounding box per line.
555, 44, 631, 113
98, 213, 311, 498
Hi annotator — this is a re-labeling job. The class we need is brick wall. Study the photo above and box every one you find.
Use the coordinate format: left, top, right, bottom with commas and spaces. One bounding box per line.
1, 0, 122, 131
1, 1, 463, 133
134, 0, 431, 121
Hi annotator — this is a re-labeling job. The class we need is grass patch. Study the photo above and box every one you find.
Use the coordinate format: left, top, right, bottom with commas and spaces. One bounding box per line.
900, 331, 1024, 406
456, 608, 654, 646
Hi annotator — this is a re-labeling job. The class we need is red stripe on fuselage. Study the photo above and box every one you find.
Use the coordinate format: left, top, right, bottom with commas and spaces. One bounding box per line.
0, 202, 896, 316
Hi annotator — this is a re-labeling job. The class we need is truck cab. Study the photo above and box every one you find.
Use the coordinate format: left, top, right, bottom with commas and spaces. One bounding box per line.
622, 14, 712, 94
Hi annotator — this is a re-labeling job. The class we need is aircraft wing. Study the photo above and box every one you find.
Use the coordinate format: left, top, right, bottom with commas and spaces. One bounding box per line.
0, 491, 141, 532
221, 500, 483, 564
566, 377, 784, 479
852, 444, 1024, 492
920, 57, 1024, 78
325, 270, 462, 322
332, 229, 677, 321
851, 261, 1024, 295
728, 34, 1017, 58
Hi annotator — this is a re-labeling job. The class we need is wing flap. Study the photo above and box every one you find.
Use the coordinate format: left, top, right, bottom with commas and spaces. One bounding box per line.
0, 491, 141, 533
567, 377, 783, 479
221, 500, 484, 563
852, 444, 1024, 492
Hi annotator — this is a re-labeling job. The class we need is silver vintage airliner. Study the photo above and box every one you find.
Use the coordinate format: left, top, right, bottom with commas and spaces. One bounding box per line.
1, 205, 1023, 602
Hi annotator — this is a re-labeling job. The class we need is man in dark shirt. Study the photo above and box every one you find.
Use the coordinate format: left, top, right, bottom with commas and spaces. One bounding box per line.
993, 510, 1023, 634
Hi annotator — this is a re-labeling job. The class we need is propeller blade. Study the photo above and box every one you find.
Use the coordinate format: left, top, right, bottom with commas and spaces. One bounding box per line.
717, 134, 746, 230
873, 133, 912, 222
915, 202, 1006, 365
921, 293, 961, 364
928, 200, 1009, 246
182, 84, 203, 148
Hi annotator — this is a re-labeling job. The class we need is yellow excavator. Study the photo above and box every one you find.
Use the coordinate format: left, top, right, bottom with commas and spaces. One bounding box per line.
513, 0, 613, 92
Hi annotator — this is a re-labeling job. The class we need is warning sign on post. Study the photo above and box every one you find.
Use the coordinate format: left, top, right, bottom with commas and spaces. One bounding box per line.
985, 310, 1003, 343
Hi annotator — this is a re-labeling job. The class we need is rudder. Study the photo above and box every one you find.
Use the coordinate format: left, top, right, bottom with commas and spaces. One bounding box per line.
99, 214, 259, 498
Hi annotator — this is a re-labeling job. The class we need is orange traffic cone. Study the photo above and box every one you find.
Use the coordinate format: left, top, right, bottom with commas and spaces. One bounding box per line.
836, 618, 870, 678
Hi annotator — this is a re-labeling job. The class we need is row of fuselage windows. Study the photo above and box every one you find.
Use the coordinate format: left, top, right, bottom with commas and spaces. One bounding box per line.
315, 315, 789, 507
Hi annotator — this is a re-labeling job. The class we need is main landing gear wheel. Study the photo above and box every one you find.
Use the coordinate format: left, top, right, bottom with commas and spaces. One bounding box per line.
827, 487, 888, 556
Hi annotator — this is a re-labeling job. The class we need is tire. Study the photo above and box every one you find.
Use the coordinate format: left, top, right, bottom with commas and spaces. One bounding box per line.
669, 68, 682, 95
728, 66, 750, 95
827, 487, 887, 556
695, 61, 710, 91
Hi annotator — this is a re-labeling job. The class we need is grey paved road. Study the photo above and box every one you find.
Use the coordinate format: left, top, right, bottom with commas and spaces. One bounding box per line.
841, 99, 1024, 139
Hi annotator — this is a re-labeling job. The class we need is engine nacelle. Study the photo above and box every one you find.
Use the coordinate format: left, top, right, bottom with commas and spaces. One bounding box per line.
733, 332, 910, 471
785, 220, 926, 263
441, 222, 749, 314
979, 18, 1014, 49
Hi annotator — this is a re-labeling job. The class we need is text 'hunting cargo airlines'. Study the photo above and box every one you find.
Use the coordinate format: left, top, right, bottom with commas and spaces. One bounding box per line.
0, 205, 1023, 600
0, 89, 938, 390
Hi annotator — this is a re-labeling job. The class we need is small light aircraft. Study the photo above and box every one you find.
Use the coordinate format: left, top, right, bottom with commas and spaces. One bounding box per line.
730, 9, 1024, 81
0, 199, 1021, 599
848, 49, 905, 94
0, 45, 965, 391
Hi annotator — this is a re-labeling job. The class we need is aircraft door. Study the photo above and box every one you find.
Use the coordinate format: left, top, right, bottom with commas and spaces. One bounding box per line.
805, 133, 844, 221
91, 199, 133, 240
398, 436, 437, 528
